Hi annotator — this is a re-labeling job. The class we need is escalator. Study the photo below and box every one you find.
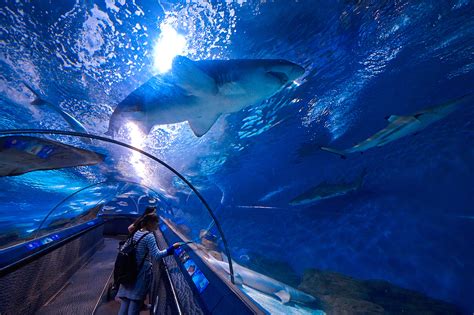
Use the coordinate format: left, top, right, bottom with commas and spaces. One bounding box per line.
0, 215, 263, 315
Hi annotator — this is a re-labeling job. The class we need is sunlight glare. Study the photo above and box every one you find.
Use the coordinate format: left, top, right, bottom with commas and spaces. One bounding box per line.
126, 122, 147, 180
153, 23, 186, 73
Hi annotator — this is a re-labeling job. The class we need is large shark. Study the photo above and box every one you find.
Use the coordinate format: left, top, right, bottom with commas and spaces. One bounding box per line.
204, 256, 318, 306
289, 170, 366, 205
320, 94, 471, 159
106, 55, 305, 137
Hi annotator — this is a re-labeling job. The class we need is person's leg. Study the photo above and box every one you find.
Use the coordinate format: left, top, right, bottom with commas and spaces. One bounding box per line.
118, 298, 130, 315
128, 299, 142, 315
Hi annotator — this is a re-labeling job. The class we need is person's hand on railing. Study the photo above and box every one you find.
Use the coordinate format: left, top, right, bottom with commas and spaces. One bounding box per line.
166, 243, 181, 255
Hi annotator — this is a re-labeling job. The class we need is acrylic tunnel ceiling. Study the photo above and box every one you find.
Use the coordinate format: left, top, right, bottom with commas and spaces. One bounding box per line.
0, 1, 473, 313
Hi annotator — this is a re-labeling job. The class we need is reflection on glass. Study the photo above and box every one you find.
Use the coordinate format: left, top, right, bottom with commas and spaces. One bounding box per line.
126, 122, 148, 182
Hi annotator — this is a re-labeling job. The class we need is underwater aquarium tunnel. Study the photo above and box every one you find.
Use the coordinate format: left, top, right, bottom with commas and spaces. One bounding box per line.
1, 1, 474, 315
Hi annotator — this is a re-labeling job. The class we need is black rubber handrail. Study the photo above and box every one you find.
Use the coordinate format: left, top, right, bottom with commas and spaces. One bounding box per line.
0, 129, 235, 283
0, 220, 105, 276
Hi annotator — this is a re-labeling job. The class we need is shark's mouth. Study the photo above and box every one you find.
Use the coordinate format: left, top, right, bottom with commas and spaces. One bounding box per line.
267, 71, 289, 85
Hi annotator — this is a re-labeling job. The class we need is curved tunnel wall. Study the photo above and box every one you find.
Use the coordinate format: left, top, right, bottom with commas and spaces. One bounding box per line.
1, 3, 473, 312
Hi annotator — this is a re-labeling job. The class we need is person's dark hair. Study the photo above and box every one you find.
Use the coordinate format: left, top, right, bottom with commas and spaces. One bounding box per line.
129, 206, 157, 235
140, 213, 159, 228
144, 206, 156, 215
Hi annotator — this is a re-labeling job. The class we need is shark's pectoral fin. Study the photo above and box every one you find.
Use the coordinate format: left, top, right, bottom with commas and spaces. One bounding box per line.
188, 113, 221, 137
172, 56, 217, 96
413, 113, 423, 121
274, 289, 291, 304
320, 146, 347, 159
385, 115, 401, 123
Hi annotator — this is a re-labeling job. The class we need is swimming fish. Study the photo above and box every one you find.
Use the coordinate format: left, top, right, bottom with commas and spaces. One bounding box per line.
205, 257, 318, 306
106, 55, 304, 137
0, 135, 104, 176
23, 83, 91, 141
289, 170, 366, 205
320, 94, 471, 159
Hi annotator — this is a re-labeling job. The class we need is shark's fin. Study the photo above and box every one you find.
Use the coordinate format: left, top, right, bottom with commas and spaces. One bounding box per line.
188, 113, 221, 137
104, 128, 115, 138
51, 107, 89, 135
385, 115, 400, 123
320, 146, 347, 159
413, 113, 424, 121
274, 289, 291, 304
23, 82, 47, 105
172, 56, 217, 96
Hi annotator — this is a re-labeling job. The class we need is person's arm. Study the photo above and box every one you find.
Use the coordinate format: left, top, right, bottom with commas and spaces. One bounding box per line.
145, 234, 180, 260
128, 216, 144, 234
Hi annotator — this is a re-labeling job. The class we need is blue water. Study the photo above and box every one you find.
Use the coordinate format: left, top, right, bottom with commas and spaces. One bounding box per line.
1, 0, 473, 312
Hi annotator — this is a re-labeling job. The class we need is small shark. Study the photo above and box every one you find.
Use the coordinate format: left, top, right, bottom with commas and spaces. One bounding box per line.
205, 256, 318, 306
320, 94, 471, 159
289, 170, 366, 205
23, 83, 91, 140
106, 55, 304, 137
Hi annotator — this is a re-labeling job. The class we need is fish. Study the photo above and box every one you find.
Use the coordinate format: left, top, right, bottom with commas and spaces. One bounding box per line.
204, 256, 318, 306
289, 169, 366, 205
320, 94, 472, 159
106, 55, 304, 137
23, 83, 91, 142
0, 135, 104, 176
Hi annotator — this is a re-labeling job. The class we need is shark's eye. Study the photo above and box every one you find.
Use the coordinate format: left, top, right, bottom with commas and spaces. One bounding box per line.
267, 71, 289, 84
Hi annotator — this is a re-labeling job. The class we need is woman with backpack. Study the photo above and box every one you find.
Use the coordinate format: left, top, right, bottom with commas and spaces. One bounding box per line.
117, 213, 180, 315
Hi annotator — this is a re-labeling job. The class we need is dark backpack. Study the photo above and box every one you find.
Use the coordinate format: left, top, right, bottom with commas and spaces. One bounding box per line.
113, 232, 150, 286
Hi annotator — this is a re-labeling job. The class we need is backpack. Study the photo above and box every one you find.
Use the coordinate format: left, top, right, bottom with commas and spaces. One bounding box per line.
113, 232, 150, 286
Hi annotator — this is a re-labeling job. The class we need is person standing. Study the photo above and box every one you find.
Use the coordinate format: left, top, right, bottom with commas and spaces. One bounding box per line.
117, 213, 180, 315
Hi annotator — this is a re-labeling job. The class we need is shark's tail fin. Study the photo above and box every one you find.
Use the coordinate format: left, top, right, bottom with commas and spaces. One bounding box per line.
320, 146, 347, 159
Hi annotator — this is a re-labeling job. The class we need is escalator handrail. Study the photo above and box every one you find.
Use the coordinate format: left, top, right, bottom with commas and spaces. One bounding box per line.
0, 219, 104, 276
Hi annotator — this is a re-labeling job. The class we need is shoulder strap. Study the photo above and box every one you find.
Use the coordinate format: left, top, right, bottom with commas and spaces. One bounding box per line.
134, 232, 151, 247
136, 232, 151, 271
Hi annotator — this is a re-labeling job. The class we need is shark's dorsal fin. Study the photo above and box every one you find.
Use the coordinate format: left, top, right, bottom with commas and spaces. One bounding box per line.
274, 289, 291, 304
385, 115, 401, 123
188, 113, 221, 137
23, 82, 47, 105
172, 56, 217, 96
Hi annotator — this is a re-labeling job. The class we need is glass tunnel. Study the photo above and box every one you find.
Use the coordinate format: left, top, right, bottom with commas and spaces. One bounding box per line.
0, 1, 473, 315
